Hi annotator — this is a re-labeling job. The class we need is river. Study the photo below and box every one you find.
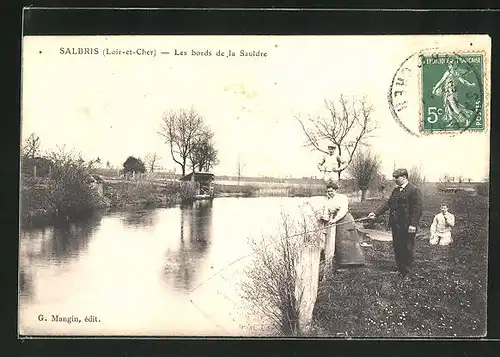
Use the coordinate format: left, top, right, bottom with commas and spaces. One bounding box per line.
18, 196, 327, 337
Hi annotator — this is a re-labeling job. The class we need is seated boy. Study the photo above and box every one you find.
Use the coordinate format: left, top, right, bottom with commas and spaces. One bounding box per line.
430, 202, 455, 246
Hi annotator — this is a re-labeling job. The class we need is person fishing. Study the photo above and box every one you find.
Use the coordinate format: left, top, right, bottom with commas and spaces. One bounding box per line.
319, 181, 366, 273
368, 168, 423, 281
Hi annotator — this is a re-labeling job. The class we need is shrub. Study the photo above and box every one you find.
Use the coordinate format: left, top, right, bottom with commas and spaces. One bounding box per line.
177, 181, 198, 202
240, 208, 323, 336
475, 182, 489, 197
213, 184, 258, 197
20, 183, 54, 225
21, 156, 54, 178
20, 148, 105, 226
105, 180, 198, 207
108, 181, 159, 205
46, 155, 103, 217
288, 184, 325, 197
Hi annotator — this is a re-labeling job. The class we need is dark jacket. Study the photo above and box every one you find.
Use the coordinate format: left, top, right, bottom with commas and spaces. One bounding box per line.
375, 182, 423, 229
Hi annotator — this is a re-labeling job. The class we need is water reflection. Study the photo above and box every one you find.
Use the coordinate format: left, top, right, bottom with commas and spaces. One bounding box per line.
48, 213, 103, 263
18, 265, 34, 303
18, 212, 103, 302
164, 200, 213, 291
18, 198, 320, 336
120, 209, 158, 228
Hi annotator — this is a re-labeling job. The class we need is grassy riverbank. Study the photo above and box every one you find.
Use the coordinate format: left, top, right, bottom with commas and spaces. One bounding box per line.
104, 180, 197, 209
20, 178, 199, 228
213, 182, 325, 198
21, 175, 324, 228
311, 189, 489, 337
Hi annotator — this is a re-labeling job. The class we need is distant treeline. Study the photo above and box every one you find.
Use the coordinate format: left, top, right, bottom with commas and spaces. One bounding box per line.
93, 168, 325, 184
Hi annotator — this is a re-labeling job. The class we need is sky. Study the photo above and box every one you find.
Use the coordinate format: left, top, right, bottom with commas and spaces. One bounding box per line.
21, 35, 491, 181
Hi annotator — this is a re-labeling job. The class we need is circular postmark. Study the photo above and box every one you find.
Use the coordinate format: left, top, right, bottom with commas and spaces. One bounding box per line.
388, 48, 485, 137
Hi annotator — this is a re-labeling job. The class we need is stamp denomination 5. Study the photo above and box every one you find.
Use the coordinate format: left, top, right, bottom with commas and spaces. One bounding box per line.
388, 48, 486, 137
420, 53, 484, 133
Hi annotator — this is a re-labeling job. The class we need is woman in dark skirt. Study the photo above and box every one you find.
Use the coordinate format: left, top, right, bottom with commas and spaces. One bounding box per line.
319, 182, 365, 268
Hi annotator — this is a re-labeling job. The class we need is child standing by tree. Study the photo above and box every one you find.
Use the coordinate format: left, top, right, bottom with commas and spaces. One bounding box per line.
317, 145, 347, 184
430, 203, 456, 246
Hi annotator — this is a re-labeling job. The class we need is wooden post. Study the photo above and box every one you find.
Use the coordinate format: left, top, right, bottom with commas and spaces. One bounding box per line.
323, 224, 336, 273
294, 243, 321, 334
33, 165, 37, 178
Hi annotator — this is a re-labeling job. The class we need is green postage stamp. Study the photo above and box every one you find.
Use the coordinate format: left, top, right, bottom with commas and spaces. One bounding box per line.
420, 53, 485, 133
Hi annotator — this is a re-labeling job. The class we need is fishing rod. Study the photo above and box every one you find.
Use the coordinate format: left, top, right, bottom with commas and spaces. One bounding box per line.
188, 215, 372, 295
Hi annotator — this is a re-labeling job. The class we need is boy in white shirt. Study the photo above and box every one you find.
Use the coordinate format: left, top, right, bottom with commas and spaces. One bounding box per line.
317, 145, 347, 183
430, 203, 455, 246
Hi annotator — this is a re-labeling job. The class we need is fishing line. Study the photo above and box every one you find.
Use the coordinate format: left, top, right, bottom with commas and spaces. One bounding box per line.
189, 216, 371, 294
189, 296, 229, 333
187, 214, 371, 332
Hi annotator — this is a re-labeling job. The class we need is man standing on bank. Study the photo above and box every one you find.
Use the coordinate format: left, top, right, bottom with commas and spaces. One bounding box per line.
368, 168, 423, 280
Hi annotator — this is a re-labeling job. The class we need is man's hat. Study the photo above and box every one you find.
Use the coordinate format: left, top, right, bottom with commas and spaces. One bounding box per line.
327, 144, 336, 149
392, 168, 408, 178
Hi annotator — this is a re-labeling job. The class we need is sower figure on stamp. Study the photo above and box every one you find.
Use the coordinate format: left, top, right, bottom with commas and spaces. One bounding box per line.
368, 168, 423, 281
317, 145, 347, 185
431, 61, 476, 125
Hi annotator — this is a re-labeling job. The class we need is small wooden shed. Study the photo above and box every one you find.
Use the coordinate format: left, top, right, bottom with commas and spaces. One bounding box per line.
179, 172, 215, 197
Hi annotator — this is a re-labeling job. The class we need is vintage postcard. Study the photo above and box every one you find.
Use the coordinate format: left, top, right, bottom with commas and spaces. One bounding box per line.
19, 34, 490, 338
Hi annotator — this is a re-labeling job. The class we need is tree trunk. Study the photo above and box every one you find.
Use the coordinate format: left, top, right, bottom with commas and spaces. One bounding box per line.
361, 189, 367, 201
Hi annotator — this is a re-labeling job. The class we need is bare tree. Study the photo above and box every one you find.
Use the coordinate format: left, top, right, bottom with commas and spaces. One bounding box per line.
346, 150, 381, 201
22, 133, 41, 159
439, 173, 452, 183
294, 95, 377, 180
369, 171, 389, 198
236, 154, 245, 186
189, 130, 219, 172
158, 107, 207, 176
408, 165, 424, 184
144, 152, 161, 172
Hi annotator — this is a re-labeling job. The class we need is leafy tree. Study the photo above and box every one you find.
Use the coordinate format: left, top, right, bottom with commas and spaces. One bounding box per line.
123, 156, 146, 174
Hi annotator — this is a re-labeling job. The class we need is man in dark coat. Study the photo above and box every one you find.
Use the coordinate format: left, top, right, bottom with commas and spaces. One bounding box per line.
368, 168, 423, 279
